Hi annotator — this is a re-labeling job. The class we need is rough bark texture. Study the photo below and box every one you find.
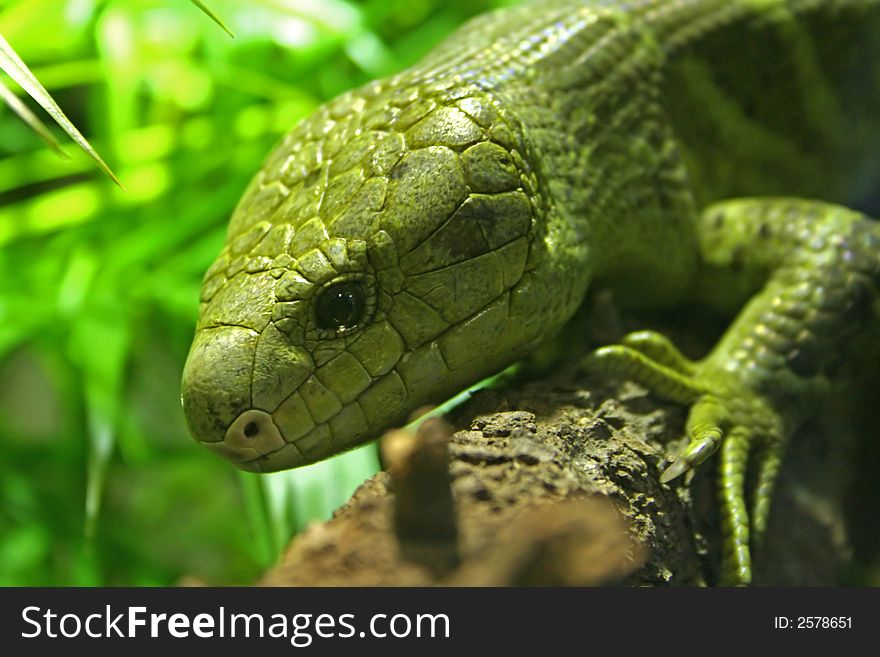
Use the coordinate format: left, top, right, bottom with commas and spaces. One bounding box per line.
260, 340, 854, 586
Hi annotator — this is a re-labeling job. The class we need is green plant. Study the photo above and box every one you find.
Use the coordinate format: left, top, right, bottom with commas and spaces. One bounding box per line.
0, 0, 514, 586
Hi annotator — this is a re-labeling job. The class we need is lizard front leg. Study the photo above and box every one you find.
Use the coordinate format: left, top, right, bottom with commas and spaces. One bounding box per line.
585, 198, 880, 584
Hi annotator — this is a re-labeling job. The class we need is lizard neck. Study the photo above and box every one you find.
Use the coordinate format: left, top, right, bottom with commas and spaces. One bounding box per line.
414, 0, 880, 306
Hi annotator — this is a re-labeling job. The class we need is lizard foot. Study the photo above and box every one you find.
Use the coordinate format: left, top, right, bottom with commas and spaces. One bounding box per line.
581, 330, 784, 585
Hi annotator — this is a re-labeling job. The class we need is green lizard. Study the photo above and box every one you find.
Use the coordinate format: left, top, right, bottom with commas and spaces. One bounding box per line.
180, 0, 880, 584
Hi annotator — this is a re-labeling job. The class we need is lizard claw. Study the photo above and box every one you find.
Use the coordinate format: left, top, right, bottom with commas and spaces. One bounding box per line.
660, 434, 716, 482
659, 458, 690, 483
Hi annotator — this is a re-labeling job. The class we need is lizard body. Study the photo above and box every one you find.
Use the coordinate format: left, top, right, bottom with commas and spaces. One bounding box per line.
181, 0, 880, 584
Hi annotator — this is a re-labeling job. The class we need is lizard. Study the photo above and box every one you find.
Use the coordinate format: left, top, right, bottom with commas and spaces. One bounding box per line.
180, 0, 880, 585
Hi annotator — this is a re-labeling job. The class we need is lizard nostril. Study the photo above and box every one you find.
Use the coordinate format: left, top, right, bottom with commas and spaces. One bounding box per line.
223, 409, 286, 458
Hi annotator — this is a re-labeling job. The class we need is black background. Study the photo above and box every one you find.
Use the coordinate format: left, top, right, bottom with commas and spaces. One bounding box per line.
1, 587, 874, 654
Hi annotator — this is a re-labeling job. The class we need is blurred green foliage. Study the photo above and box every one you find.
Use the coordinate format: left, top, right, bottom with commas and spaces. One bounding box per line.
0, 0, 515, 585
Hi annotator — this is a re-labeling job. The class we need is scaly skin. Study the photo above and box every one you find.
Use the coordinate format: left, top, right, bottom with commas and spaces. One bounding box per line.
181, 0, 880, 584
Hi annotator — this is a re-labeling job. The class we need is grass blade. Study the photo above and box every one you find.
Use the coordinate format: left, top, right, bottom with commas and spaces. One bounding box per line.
74, 311, 131, 544
0, 77, 67, 157
0, 32, 122, 187
189, 1, 235, 38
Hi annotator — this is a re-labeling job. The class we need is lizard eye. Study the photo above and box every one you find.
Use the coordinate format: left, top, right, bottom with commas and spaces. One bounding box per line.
315, 282, 366, 331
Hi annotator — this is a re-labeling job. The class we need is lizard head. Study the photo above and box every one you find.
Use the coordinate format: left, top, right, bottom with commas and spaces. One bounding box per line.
181, 79, 544, 471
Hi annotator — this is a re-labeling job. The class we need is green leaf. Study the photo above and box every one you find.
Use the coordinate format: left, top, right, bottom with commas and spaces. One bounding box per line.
0, 32, 122, 187
189, 1, 235, 38
69, 300, 131, 542
238, 472, 277, 567
0, 77, 66, 156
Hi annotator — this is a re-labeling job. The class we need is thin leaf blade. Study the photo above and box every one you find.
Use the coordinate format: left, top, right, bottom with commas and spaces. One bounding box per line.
0, 77, 67, 157
0, 32, 122, 187
189, 1, 235, 37
74, 309, 131, 543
